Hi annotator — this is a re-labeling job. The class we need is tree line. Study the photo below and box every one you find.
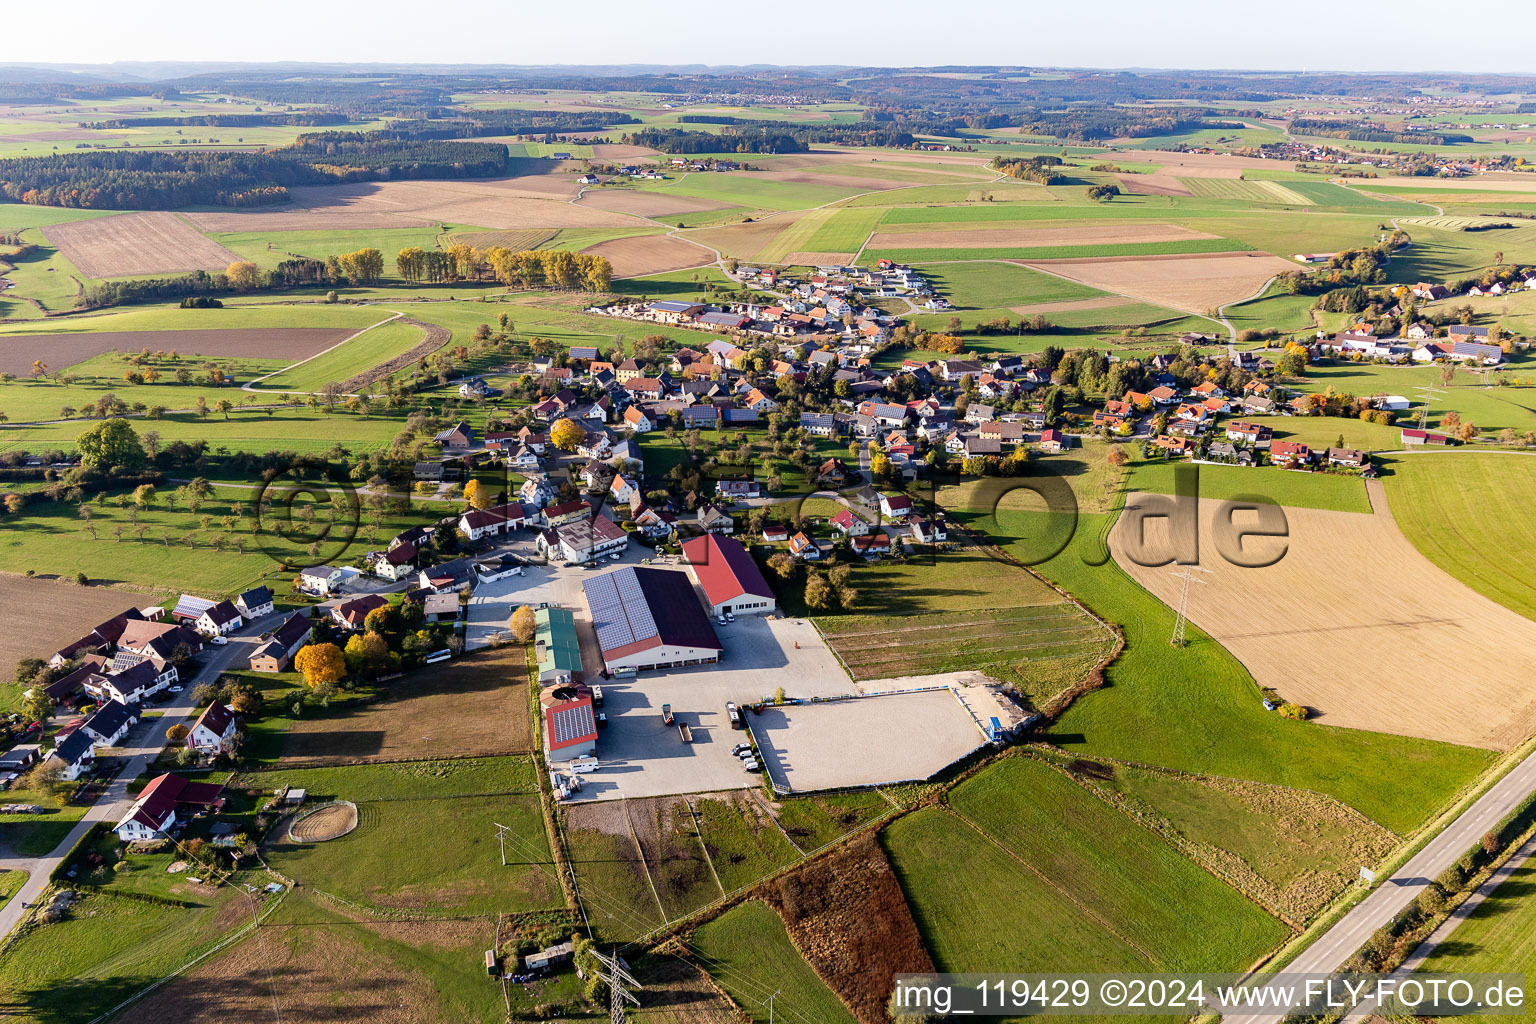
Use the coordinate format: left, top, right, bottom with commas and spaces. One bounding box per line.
989, 155, 1068, 185
396, 244, 611, 290
0, 132, 507, 210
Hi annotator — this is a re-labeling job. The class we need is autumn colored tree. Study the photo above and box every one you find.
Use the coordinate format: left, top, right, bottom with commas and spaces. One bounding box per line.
166, 723, 189, 745
550, 417, 585, 451
225, 260, 261, 291
508, 605, 537, 643
294, 642, 347, 689
463, 478, 492, 510
767, 552, 795, 579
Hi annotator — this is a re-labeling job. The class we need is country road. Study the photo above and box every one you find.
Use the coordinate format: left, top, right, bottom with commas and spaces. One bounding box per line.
0, 617, 276, 942
1225, 745, 1536, 1024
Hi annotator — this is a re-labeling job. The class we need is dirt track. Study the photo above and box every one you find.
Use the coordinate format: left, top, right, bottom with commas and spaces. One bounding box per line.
1111, 488, 1536, 749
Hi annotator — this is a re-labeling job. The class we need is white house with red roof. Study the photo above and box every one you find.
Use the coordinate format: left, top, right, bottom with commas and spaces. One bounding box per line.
114, 773, 226, 843
187, 702, 239, 756
879, 493, 914, 520
681, 534, 778, 617
830, 507, 871, 536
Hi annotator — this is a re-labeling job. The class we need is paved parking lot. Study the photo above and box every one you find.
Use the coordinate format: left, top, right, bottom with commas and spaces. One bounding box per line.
751, 689, 987, 792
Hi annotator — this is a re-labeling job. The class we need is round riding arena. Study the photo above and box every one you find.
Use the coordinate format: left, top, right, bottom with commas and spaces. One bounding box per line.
288, 801, 359, 843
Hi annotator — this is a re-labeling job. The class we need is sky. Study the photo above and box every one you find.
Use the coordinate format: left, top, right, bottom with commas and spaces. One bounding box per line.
9, 0, 1535, 74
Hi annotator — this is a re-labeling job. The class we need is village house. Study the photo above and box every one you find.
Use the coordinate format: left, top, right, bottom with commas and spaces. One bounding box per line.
235, 586, 274, 621
81, 699, 139, 747
187, 701, 239, 756
248, 613, 312, 673
113, 773, 226, 843
697, 503, 734, 534
1038, 429, 1066, 454
830, 508, 872, 537
195, 600, 243, 638
48, 731, 95, 781
1327, 447, 1369, 469
296, 566, 343, 597
1269, 440, 1313, 468
789, 532, 822, 560
537, 513, 629, 563
433, 422, 477, 451
332, 594, 389, 631
1225, 421, 1272, 443
716, 479, 761, 501
879, 493, 914, 520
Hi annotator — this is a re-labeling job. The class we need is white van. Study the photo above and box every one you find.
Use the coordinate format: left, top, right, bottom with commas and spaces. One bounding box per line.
568, 755, 601, 775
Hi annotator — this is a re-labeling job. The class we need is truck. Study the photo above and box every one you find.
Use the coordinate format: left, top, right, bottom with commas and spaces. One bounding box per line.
661, 703, 674, 725
726, 701, 743, 730
678, 722, 693, 744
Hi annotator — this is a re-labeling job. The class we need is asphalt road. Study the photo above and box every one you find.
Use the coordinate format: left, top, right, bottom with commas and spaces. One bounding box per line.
1226, 745, 1536, 1024
0, 616, 276, 941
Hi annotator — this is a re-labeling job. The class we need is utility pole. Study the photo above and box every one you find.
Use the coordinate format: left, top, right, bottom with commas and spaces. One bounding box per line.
493, 822, 511, 867
590, 947, 641, 1024
766, 988, 783, 1024
1169, 565, 1212, 647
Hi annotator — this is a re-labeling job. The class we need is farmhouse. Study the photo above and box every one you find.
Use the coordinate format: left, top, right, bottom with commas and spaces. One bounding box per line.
419, 558, 476, 593
545, 695, 598, 762
114, 773, 226, 843
187, 702, 238, 756
682, 534, 778, 617
249, 612, 312, 673
196, 600, 243, 638
716, 479, 761, 501
583, 567, 723, 674
535, 607, 583, 684
82, 660, 171, 705
369, 542, 420, 581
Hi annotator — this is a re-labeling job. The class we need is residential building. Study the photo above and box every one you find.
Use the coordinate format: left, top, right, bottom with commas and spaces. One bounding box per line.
235, 587, 274, 621
187, 702, 238, 756
81, 699, 139, 747
113, 773, 226, 843
249, 613, 311, 673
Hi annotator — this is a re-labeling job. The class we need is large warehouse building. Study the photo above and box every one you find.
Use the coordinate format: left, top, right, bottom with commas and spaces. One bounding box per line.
681, 534, 778, 617
582, 566, 723, 674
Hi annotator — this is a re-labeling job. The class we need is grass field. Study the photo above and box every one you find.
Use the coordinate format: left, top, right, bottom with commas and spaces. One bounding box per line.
641, 174, 854, 212
956, 503, 1494, 833
252, 757, 559, 917
0, 887, 249, 1024
0, 870, 22, 909
0, 301, 385, 337
0, 352, 288, 422
1384, 452, 1536, 622
902, 755, 1289, 971
213, 226, 449, 275
693, 792, 800, 894
1416, 859, 1536, 980
914, 260, 1107, 308
247, 316, 421, 392
866, 237, 1248, 265
1124, 458, 1373, 513
690, 901, 856, 1024
0, 482, 429, 596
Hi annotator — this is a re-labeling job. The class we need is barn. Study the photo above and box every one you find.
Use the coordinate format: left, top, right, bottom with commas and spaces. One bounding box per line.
582, 567, 722, 674
681, 534, 778, 617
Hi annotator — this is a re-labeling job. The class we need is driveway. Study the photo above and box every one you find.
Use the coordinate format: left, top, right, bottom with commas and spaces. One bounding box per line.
0, 612, 283, 942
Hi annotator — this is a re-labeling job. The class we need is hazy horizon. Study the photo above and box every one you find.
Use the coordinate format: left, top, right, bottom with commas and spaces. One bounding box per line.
10, 0, 1535, 78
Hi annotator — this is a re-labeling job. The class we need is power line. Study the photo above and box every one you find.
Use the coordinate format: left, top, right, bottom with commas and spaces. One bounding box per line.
590, 947, 642, 1024
1168, 565, 1212, 647
1412, 383, 1447, 430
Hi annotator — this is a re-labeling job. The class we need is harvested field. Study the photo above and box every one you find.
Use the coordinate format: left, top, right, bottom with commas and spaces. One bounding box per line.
1356, 174, 1536, 192
869, 223, 1217, 249
783, 250, 858, 265
449, 227, 556, 250
1116, 173, 1194, 197
1136, 150, 1291, 173
0, 575, 163, 698
288, 801, 358, 842
684, 214, 804, 261
1111, 486, 1536, 749
42, 212, 239, 278
1181, 178, 1313, 205
591, 143, 662, 161
762, 832, 935, 1024
1015, 250, 1296, 312
757, 169, 921, 191
584, 233, 715, 278
578, 189, 737, 218
280, 646, 532, 764
0, 327, 354, 379
191, 177, 639, 232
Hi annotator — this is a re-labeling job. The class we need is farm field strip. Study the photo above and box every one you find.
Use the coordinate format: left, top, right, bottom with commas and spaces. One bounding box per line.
41, 211, 240, 278
867, 222, 1219, 249
821, 603, 1091, 639
865, 236, 1248, 265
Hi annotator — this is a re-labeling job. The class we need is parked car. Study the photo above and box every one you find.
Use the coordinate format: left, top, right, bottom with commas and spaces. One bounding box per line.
725, 610, 735, 622
168, 686, 183, 694
208, 635, 228, 646
741, 758, 760, 772
609, 552, 621, 560
730, 743, 751, 756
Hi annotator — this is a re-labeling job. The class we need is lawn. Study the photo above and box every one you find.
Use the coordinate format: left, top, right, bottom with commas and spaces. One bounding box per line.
0, 230, 88, 319
1384, 452, 1536, 622
690, 901, 855, 1024
0, 780, 90, 856
248, 316, 423, 392
967, 504, 1494, 834
213, 226, 450, 275
0, 869, 23, 908
252, 758, 559, 917
1124, 459, 1373, 513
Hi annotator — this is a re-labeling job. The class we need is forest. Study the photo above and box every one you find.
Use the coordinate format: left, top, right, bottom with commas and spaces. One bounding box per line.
0, 133, 507, 209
